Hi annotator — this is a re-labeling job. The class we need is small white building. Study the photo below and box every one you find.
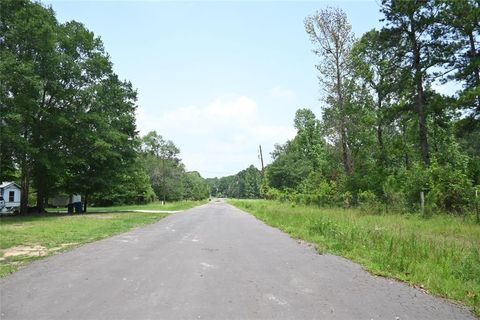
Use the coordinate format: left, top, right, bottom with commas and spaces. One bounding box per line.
0, 182, 21, 213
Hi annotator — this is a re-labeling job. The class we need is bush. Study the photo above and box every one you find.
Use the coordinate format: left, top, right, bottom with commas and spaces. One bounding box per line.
382, 175, 408, 213
297, 177, 338, 207
426, 161, 473, 214
357, 190, 382, 214
264, 187, 281, 200
402, 164, 429, 212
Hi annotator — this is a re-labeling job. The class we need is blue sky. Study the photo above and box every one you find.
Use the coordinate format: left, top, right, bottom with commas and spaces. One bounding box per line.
44, 0, 383, 178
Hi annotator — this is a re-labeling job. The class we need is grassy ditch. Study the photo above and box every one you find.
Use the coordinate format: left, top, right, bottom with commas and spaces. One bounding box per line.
229, 199, 480, 315
0, 211, 168, 277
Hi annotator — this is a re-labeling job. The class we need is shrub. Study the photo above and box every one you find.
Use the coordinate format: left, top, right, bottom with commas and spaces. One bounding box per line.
382, 175, 408, 214
265, 187, 281, 200
357, 190, 382, 214
426, 161, 474, 214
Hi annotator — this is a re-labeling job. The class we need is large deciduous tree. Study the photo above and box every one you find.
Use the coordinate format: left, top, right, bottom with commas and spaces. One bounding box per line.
1, 0, 140, 213
141, 131, 185, 202
1, 0, 60, 213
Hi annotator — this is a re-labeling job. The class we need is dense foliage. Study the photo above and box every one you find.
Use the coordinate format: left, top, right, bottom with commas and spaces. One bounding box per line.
0, 0, 209, 212
139, 131, 209, 203
206, 165, 262, 199
263, 1, 480, 219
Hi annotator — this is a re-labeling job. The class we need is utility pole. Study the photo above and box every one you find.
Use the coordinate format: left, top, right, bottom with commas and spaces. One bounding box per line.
258, 145, 265, 173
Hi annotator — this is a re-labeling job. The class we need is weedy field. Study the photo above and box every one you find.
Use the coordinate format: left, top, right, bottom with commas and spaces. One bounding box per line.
229, 199, 480, 314
0, 200, 205, 277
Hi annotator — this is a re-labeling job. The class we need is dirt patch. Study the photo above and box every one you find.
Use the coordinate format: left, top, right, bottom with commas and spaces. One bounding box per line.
2, 245, 49, 258
0, 242, 80, 260
49, 242, 79, 252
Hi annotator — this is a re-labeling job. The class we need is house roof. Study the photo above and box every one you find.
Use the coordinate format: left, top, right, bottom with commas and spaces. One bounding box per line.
0, 182, 21, 189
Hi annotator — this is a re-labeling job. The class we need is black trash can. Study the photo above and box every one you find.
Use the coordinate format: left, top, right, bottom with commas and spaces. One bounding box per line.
74, 202, 82, 213
67, 203, 74, 214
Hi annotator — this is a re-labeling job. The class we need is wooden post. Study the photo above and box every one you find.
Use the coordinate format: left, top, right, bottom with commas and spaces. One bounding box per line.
258, 145, 265, 173
420, 191, 425, 215
83, 193, 88, 213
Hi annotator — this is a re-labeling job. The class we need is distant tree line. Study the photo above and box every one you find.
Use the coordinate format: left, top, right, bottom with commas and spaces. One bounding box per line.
262, 1, 479, 216
0, 0, 209, 212
206, 165, 262, 199
139, 131, 209, 205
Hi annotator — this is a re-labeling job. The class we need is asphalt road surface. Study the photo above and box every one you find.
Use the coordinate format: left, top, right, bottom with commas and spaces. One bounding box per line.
0, 200, 475, 319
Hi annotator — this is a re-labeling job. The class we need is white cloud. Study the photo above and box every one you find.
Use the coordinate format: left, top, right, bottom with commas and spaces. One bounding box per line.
270, 86, 296, 100
135, 95, 296, 177
206, 95, 257, 119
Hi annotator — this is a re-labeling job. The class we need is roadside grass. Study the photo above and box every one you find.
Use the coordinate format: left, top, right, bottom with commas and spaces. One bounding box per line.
229, 199, 480, 315
50, 200, 207, 213
0, 211, 168, 277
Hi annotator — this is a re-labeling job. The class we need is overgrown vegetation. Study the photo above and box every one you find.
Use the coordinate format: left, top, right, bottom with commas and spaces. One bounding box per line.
0, 210, 169, 277
259, 2, 480, 219
230, 199, 480, 314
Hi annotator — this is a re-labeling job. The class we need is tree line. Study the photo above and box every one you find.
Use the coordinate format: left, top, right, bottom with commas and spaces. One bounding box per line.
206, 165, 262, 199
0, 0, 209, 213
262, 0, 479, 216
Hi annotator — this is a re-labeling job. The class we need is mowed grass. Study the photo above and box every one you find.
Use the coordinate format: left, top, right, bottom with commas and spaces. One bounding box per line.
229, 199, 480, 315
0, 211, 168, 277
0, 200, 206, 277
84, 200, 207, 212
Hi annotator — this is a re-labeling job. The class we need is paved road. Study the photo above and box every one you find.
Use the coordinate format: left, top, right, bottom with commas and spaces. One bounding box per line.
0, 200, 475, 319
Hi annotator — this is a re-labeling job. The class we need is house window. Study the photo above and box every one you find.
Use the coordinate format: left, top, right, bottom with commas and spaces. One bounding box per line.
9, 191, 14, 202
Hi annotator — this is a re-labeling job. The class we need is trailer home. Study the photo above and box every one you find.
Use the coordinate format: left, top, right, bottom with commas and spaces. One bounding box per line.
0, 182, 21, 213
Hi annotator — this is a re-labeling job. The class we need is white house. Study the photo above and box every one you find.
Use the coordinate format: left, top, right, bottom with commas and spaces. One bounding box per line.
0, 182, 21, 213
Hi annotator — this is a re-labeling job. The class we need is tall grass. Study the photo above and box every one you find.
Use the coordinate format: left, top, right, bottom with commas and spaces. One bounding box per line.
229, 199, 480, 314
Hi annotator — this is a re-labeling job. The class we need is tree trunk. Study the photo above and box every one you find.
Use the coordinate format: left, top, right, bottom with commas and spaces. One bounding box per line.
376, 97, 385, 165
377, 124, 385, 163
36, 176, 46, 213
468, 32, 480, 110
416, 78, 429, 166
83, 193, 88, 213
412, 35, 429, 167
402, 122, 410, 169
336, 54, 352, 176
341, 126, 352, 175
20, 164, 30, 214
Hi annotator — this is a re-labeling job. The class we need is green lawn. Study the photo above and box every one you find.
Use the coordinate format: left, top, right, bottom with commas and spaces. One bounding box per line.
0, 200, 208, 277
43, 200, 208, 214
0, 211, 169, 277
229, 199, 480, 315
83, 200, 207, 212
0, 200, 207, 277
